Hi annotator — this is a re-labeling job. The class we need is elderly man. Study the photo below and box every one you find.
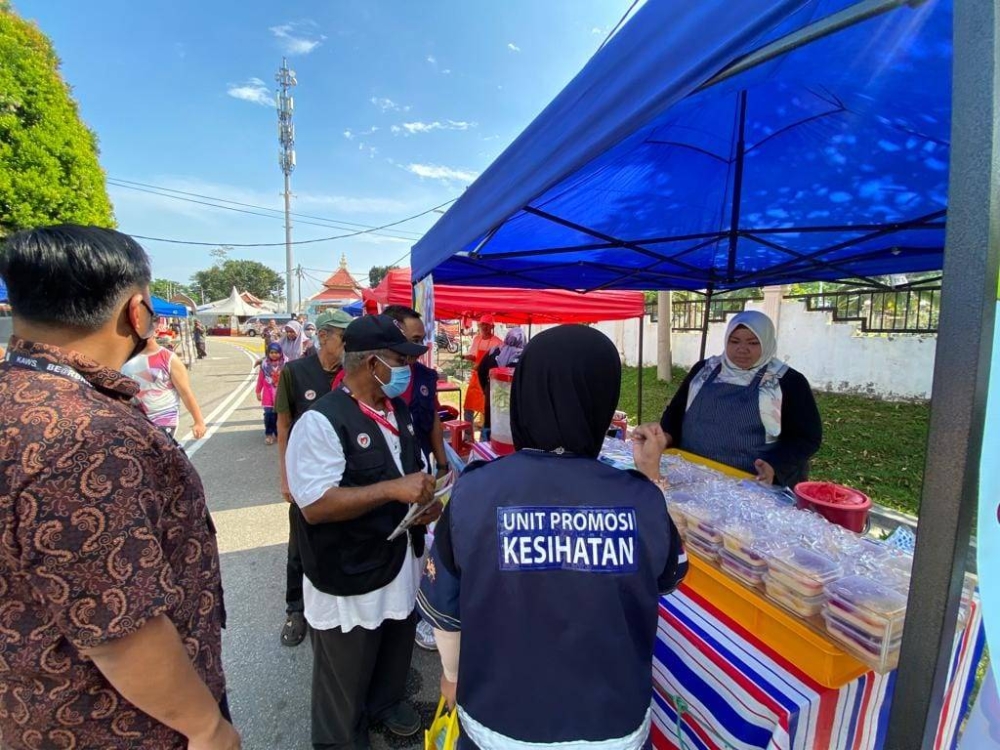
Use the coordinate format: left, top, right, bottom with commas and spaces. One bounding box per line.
275, 309, 352, 647
286, 314, 440, 750
0, 226, 237, 750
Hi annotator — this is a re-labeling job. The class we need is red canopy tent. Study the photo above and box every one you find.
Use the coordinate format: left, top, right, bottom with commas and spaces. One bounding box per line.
372, 268, 644, 324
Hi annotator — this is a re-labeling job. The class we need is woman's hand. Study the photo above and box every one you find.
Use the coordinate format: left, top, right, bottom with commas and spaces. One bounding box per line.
631, 423, 669, 481
440, 674, 457, 711
754, 459, 776, 485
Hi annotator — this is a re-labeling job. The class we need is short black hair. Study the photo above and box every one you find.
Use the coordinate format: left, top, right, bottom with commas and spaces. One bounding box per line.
382, 305, 421, 323
0, 225, 152, 330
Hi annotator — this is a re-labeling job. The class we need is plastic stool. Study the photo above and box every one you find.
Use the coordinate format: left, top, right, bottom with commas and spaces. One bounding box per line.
443, 419, 474, 457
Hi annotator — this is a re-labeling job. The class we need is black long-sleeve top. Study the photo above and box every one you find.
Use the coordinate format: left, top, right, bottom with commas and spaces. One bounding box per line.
659, 360, 823, 486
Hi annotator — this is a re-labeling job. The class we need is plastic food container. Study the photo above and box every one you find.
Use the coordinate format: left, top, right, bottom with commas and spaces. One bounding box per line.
767, 547, 842, 598
794, 482, 872, 533
825, 576, 907, 637
684, 531, 720, 561
822, 611, 901, 672
720, 523, 770, 568
719, 549, 766, 588
488, 368, 515, 455
762, 573, 827, 617
684, 505, 724, 544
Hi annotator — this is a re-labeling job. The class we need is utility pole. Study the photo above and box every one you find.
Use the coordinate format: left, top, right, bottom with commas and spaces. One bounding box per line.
296, 264, 303, 314
276, 58, 297, 314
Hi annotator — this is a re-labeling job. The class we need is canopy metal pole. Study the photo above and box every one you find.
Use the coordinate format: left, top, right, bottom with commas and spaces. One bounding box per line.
726, 91, 749, 283
699, 286, 715, 360
885, 0, 1000, 746
637, 313, 644, 424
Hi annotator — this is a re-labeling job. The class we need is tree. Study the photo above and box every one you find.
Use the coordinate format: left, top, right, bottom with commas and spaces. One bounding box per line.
0, 4, 114, 235
191, 259, 284, 303
150, 279, 190, 300
369, 264, 397, 288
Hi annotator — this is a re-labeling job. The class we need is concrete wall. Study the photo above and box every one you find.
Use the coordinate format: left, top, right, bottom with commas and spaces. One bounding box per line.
592, 298, 936, 401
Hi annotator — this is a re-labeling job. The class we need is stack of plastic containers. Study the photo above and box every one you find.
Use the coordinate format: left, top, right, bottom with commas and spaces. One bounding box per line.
823, 575, 907, 671
719, 521, 772, 588
763, 546, 842, 618
681, 505, 724, 560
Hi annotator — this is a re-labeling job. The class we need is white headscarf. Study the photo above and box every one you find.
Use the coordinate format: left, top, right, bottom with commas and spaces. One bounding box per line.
717, 311, 779, 385
686, 310, 788, 441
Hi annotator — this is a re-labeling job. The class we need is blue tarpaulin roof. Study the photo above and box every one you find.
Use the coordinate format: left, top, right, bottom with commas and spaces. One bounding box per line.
0, 278, 6, 303
412, 0, 951, 292
151, 296, 189, 318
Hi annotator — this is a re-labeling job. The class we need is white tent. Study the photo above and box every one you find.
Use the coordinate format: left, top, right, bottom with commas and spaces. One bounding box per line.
197, 287, 261, 317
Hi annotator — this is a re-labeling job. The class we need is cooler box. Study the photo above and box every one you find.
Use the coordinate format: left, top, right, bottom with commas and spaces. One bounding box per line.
489, 367, 515, 455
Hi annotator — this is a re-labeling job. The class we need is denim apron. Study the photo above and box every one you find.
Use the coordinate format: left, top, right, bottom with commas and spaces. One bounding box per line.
681, 364, 769, 475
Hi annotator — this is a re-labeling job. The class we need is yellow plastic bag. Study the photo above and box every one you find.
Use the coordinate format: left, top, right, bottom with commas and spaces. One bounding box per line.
424, 696, 459, 750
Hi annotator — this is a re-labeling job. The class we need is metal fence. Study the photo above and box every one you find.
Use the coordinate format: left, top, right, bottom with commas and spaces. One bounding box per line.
785, 287, 941, 334
669, 294, 763, 331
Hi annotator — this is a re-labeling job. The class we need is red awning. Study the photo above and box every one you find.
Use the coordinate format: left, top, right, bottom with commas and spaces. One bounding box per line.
373, 268, 644, 324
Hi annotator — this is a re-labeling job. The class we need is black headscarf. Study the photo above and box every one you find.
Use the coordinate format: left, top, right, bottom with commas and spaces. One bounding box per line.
511, 325, 622, 458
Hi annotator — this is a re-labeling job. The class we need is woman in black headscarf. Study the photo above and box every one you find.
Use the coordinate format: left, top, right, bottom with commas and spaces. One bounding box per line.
417, 325, 687, 749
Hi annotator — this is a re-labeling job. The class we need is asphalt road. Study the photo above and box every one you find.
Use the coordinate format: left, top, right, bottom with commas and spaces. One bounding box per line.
184, 338, 442, 750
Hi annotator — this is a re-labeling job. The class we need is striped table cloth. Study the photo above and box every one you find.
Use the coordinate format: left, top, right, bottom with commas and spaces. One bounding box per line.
467, 444, 985, 749
652, 587, 984, 750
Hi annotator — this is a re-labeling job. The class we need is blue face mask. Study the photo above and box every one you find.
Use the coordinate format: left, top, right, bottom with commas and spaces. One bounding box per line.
375, 356, 411, 399
311, 334, 320, 350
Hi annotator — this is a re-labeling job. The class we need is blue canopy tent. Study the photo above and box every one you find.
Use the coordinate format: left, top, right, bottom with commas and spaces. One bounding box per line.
412, 0, 1000, 747
0, 278, 7, 304
414, 0, 950, 294
151, 296, 189, 318
342, 299, 364, 317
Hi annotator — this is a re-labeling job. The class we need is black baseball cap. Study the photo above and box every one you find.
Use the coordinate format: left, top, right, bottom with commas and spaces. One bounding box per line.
344, 314, 428, 356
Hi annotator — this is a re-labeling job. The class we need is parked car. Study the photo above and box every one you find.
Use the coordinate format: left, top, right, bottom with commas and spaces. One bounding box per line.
240, 314, 294, 338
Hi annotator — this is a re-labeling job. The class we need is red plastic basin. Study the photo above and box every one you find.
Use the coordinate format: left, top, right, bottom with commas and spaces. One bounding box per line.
794, 481, 872, 533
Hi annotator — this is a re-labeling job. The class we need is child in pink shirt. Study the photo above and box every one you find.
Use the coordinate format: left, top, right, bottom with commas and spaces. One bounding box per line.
257, 342, 285, 444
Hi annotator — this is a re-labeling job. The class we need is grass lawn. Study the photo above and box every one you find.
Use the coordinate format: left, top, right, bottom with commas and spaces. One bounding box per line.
619, 365, 930, 517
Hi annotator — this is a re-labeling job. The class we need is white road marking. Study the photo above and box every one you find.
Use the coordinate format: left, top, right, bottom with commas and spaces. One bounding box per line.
177, 344, 259, 456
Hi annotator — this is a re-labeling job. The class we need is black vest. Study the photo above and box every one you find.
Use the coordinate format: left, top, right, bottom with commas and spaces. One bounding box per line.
285, 354, 341, 424
408, 363, 439, 461
296, 388, 426, 596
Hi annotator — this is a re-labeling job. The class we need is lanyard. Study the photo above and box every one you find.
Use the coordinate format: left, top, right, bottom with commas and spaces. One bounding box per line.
3, 351, 93, 389
340, 385, 400, 436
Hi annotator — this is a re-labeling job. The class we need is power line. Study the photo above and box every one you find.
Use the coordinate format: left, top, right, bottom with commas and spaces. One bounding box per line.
126, 198, 457, 248
108, 178, 425, 241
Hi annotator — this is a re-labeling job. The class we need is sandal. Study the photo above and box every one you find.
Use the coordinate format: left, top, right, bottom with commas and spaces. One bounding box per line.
281, 612, 307, 647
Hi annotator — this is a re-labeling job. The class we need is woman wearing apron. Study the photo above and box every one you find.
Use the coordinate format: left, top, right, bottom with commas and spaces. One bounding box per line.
647, 310, 822, 487
462, 314, 502, 430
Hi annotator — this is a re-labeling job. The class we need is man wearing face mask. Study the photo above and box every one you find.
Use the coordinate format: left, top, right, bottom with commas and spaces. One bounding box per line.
286, 314, 440, 750
274, 309, 352, 647
0, 226, 237, 750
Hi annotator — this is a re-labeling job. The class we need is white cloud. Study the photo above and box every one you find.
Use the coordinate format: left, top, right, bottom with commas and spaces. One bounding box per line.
226, 78, 273, 107
405, 163, 479, 183
507, 42, 521, 52
427, 55, 437, 64
591, 27, 604, 35
371, 96, 410, 113
343, 129, 354, 140
400, 120, 475, 134
442, 68, 452, 75
390, 125, 402, 134
270, 21, 326, 55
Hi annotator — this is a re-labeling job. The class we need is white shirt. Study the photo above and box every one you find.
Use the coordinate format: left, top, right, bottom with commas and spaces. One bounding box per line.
287, 408, 423, 632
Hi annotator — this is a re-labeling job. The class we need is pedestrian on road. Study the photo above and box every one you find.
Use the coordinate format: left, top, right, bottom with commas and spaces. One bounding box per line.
0, 225, 238, 750
279, 320, 305, 362
123, 334, 208, 440
257, 342, 286, 445
382, 304, 450, 653
286, 314, 441, 750
274, 309, 352, 647
194, 319, 208, 359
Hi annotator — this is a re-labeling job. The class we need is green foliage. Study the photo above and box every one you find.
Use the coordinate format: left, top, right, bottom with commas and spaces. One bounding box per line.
369, 264, 397, 288
191, 259, 284, 302
150, 279, 190, 300
618, 365, 929, 516
0, 5, 114, 233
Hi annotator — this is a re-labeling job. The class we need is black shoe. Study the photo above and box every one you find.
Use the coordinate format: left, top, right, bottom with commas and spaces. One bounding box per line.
376, 701, 421, 737
281, 612, 307, 647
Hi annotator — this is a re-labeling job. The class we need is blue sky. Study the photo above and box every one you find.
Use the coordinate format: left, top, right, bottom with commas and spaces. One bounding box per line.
14, 0, 637, 301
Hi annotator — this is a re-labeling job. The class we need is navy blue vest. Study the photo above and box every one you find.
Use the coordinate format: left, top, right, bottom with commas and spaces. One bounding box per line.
446, 450, 676, 743
407, 362, 439, 461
